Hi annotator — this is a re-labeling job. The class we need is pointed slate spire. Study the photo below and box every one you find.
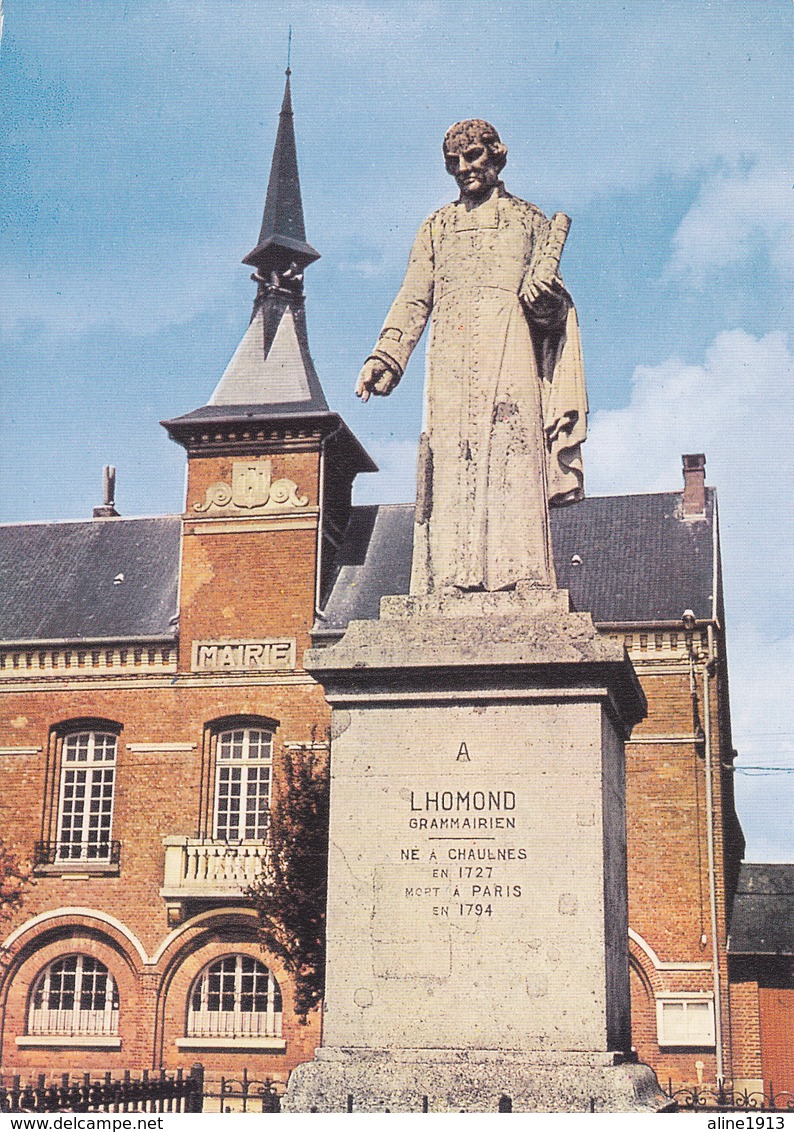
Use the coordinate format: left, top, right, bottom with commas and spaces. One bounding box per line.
242, 71, 320, 275
195, 69, 327, 415
206, 296, 328, 411
164, 68, 379, 453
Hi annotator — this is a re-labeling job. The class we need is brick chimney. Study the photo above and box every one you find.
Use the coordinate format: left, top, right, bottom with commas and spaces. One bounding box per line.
682, 453, 706, 518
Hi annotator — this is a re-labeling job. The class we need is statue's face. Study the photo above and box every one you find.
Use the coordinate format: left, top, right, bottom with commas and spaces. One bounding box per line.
444, 139, 500, 202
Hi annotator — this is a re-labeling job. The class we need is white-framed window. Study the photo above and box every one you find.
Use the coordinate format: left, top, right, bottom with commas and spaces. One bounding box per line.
213, 728, 272, 841
28, 955, 119, 1036
56, 730, 117, 860
187, 955, 282, 1038
656, 994, 715, 1047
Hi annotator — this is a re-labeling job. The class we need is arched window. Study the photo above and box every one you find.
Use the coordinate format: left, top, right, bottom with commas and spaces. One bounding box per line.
213, 728, 273, 841
56, 730, 118, 860
187, 956, 282, 1038
29, 955, 119, 1036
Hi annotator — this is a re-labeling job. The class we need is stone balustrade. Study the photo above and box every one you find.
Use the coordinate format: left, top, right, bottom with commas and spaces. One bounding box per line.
161, 837, 268, 908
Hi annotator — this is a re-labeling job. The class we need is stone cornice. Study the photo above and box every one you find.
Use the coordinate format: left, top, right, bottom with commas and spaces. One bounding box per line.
177, 424, 325, 457
161, 410, 377, 474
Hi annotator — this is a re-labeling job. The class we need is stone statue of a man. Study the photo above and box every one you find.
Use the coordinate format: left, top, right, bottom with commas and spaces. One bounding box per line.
356, 120, 588, 595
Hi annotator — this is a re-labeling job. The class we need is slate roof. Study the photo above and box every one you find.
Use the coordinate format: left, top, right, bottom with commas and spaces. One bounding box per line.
0, 489, 716, 645
0, 516, 181, 643
728, 863, 794, 956
552, 489, 716, 623
315, 504, 415, 632
316, 489, 717, 635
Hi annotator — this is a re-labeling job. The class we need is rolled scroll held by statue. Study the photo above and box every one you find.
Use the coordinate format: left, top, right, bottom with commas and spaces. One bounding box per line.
521, 211, 571, 305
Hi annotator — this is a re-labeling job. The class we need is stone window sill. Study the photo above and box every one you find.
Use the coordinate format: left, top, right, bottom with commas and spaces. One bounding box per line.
657, 1042, 716, 1050
34, 863, 120, 877
16, 1035, 121, 1049
176, 1036, 286, 1052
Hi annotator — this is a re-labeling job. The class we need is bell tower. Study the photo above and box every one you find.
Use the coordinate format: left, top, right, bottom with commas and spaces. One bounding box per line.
162, 72, 375, 674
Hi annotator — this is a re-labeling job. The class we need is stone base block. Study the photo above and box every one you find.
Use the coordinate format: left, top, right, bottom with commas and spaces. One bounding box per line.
282, 1047, 671, 1113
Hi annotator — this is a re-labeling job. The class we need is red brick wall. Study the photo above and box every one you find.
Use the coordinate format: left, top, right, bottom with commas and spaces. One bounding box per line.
0, 684, 329, 932
727, 964, 762, 1080
625, 654, 734, 1085
0, 676, 329, 1076
0, 438, 330, 1078
179, 450, 321, 670
157, 925, 319, 1083
0, 473, 746, 1093
2, 918, 145, 1073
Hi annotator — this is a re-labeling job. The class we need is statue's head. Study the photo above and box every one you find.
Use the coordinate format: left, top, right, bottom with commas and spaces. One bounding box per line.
443, 119, 507, 201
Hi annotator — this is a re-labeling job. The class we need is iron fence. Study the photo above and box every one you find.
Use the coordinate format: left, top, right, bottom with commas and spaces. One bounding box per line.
33, 840, 121, 866
204, 1068, 282, 1113
8, 1068, 792, 1115
0, 1066, 203, 1114
663, 1080, 794, 1112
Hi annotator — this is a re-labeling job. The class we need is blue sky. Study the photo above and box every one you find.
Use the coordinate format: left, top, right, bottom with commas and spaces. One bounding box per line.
1, 0, 792, 859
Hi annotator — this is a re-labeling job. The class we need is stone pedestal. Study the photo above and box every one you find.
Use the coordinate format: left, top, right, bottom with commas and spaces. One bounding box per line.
286, 1048, 669, 1113
284, 586, 668, 1112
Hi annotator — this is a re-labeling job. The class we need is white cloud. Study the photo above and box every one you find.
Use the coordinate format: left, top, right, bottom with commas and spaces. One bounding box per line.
586, 327, 794, 634
730, 626, 794, 761
665, 164, 794, 288
586, 328, 794, 499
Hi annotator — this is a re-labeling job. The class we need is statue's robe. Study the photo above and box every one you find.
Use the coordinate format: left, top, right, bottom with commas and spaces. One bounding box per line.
369, 183, 588, 594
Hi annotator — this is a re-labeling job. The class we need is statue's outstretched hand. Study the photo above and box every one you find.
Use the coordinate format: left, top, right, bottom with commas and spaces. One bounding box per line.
356, 358, 400, 402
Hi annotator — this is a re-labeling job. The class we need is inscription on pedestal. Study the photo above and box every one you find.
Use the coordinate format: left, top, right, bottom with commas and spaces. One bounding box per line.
399, 786, 525, 920
323, 696, 628, 1052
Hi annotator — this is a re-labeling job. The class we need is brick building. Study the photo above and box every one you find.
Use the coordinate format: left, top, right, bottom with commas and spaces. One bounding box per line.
727, 864, 794, 1095
0, 76, 786, 1095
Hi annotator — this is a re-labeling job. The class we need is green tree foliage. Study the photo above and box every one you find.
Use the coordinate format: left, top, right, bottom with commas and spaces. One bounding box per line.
248, 744, 329, 1017
0, 839, 33, 922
